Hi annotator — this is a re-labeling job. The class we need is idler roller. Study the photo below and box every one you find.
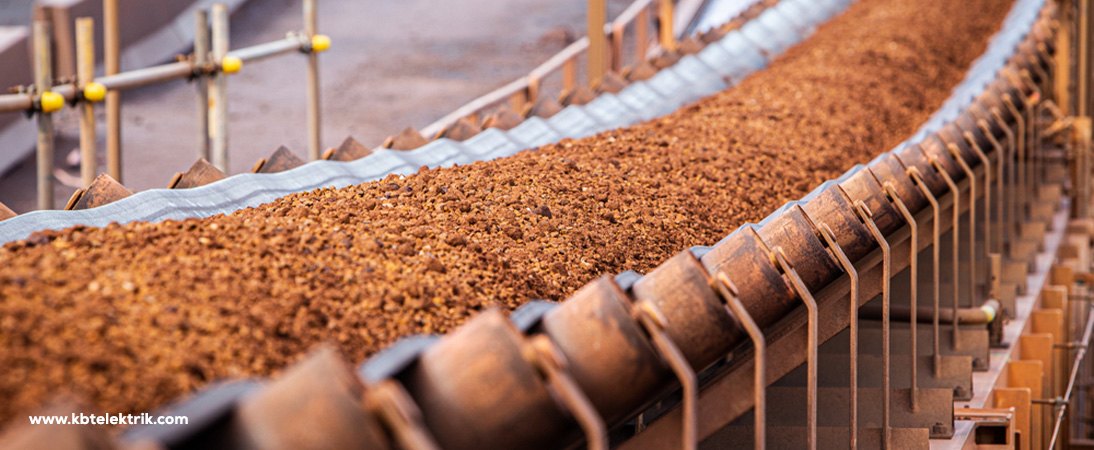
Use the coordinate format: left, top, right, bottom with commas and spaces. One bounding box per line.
700, 226, 795, 330
755, 205, 842, 290
837, 165, 905, 236
802, 182, 882, 263
895, 144, 950, 198
867, 153, 929, 215
398, 309, 578, 450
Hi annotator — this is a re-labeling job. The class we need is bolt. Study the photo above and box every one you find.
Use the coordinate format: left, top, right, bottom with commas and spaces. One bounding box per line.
953, 385, 970, 399
931, 422, 948, 436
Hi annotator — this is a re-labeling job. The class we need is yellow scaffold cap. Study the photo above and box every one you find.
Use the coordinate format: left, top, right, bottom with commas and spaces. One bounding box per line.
83, 82, 107, 103
39, 91, 64, 113
221, 56, 243, 74
311, 34, 331, 52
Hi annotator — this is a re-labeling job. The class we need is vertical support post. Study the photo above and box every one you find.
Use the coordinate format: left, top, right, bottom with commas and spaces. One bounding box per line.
819, 224, 857, 450
979, 120, 1007, 254
195, 10, 210, 161
1056, 0, 1072, 115
210, 3, 230, 173
76, 18, 96, 188
563, 58, 577, 94
33, 21, 54, 211
103, 0, 121, 181
658, 0, 675, 51
1075, 118, 1092, 219
855, 201, 891, 449
715, 274, 765, 450
636, 8, 649, 63
304, 0, 321, 161
610, 22, 624, 74
1080, 0, 1090, 118
588, 0, 607, 84
965, 134, 992, 269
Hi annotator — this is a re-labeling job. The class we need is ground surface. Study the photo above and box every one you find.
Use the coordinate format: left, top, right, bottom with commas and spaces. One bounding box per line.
0, 0, 1013, 425
0, 0, 630, 212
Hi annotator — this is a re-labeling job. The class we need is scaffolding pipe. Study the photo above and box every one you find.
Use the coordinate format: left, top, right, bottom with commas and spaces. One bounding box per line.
195, 10, 210, 161
33, 21, 54, 211
304, 0, 321, 161
210, 3, 230, 172
104, 0, 121, 182
76, 17, 97, 188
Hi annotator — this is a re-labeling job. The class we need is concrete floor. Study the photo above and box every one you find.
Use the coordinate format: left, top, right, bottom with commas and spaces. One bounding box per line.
0, 0, 630, 213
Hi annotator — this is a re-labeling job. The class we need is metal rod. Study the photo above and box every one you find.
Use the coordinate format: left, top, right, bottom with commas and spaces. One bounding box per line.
1002, 97, 1027, 225
210, 3, 229, 172
33, 21, 54, 211
819, 223, 857, 450
658, 0, 675, 50
304, 0, 320, 161
195, 10, 210, 161
854, 201, 890, 448
929, 158, 961, 351
715, 273, 764, 450
563, 58, 577, 94
908, 168, 941, 388
636, 8, 649, 63
884, 183, 925, 387
76, 17, 96, 188
104, 0, 121, 181
1080, 0, 1090, 117
588, 0, 607, 84
635, 302, 697, 450
946, 144, 977, 310
611, 23, 624, 73
978, 119, 1007, 254
368, 380, 443, 450
990, 108, 1018, 246
528, 335, 609, 450
1049, 307, 1094, 449
773, 247, 816, 450
964, 132, 992, 266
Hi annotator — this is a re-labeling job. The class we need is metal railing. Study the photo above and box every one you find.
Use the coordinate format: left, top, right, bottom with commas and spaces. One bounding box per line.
0, 0, 330, 210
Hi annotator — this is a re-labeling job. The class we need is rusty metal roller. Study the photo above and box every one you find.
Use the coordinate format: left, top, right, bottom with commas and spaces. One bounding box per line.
0, 200, 15, 221
975, 86, 1017, 129
322, 137, 372, 162
700, 226, 795, 329
837, 166, 905, 236
398, 309, 577, 450
1000, 66, 1035, 100
437, 117, 483, 142
631, 250, 742, 371
936, 123, 980, 169
867, 153, 929, 215
560, 86, 598, 107
252, 146, 306, 174
756, 205, 842, 290
624, 60, 659, 82
987, 79, 1027, 119
230, 346, 391, 450
801, 183, 878, 263
524, 97, 565, 119
954, 110, 994, 153
0, 401, 117, 449
594, 72, 629, 95
65, 173, 134, 211
168, 158, 227, 189
968, 101, 1009, 142
481, 104, 525, 131
917, 134, 966, 183
537, 276, 674, 427
895, 143, 950, 197
383, 126, 430, 150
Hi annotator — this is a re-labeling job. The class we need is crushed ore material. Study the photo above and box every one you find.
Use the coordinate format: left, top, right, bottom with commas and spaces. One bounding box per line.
0, 0, 1012, 424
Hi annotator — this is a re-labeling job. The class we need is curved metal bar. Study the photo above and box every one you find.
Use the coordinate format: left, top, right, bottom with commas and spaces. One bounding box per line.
525, 335, 609, 450
990, 107, 1019, 242
772, 247, 817, 450
633, 301, 698, 450
714, 273, 765, 450
928, 157, 962, 351
978, 119, 1008, 254
882, 182, 926, 386
819, 223, 859, 450
1001, 96, 1027, 222
947, 143, 978, 309
963, 132, 992, 261
368, 380, 444, 450
852, 200, 891, 448
907, 167, 942, 385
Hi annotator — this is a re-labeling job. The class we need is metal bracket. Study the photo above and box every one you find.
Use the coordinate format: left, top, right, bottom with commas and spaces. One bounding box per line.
945, 144, 979, 309
927, 156, 963, 351
882, 182, 926, 392
714, 273, 766, 450
771, 246, 818, 450
524, 335, 609, 450
633, 301, 698, 450
367, 380, 443, 450
907, 167, 944, 375
852, 200, 892, 448
978, 118, 1008, 255
818, 222, 860, 450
